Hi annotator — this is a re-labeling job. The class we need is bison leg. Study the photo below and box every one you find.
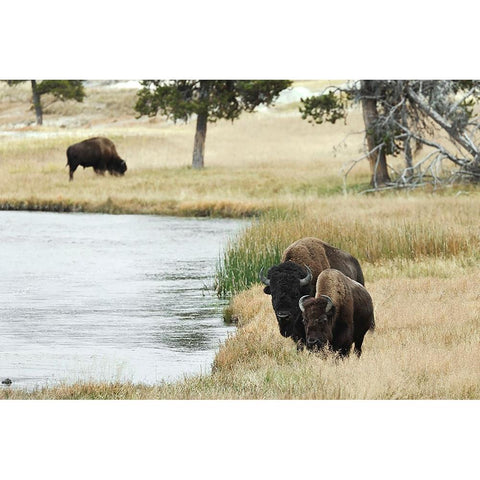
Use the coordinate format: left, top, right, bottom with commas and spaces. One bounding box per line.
69, 165, 77, 181
353, 338, 364, 357
332, 323, 353, 357
338, 345, 352, 357
353, 320, 372, 357
353, 328, 370, 357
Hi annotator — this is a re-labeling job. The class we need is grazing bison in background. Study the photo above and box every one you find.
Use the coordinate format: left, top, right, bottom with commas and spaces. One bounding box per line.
260, 237, 365, 347
66, 137, 127, 181
299, 268, 375, 357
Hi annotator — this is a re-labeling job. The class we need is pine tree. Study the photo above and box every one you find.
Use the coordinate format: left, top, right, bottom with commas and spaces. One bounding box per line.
6, 80, 85, 125
135, 80, 292, 168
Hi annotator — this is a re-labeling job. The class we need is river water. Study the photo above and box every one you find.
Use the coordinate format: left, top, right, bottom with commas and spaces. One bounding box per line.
0, 211, 246, 390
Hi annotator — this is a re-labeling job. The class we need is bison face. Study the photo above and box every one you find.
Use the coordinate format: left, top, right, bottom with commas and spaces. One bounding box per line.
260, 262, 312, 339
118, 160, 127, 174
299, 295, 336, 351
109, 158, 127, 176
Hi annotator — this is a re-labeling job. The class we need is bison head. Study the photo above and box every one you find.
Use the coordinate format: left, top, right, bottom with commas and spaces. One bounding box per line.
108, 158, 127, 176
260, 262, 312, 340
299, 295, 336, 351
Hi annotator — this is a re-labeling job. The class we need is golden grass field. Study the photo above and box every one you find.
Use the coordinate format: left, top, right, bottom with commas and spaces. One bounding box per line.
0, 81, 479, 399
0, 80, 374, 216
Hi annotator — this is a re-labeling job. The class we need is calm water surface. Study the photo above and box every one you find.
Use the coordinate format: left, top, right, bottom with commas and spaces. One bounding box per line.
0, 211, 246, 390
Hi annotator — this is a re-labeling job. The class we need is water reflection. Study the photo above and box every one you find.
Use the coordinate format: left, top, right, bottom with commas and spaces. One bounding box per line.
0, 211, 246, 390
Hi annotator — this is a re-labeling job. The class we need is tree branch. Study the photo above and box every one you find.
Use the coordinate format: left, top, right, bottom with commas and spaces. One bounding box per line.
393, 120, 466, 167
406, 86, 479, 158
447, 86, 477, 116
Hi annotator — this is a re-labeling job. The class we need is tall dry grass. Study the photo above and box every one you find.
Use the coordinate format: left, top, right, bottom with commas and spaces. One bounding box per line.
209, 271, 480, 399
215, 194, 480, 295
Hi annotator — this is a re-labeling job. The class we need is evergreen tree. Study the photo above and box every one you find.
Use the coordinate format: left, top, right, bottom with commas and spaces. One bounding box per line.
6, 80, 85, 125
135, 80, 292, 168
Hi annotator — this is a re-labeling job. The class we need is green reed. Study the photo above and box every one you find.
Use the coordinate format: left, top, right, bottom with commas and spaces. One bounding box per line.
214, 207, 479, 297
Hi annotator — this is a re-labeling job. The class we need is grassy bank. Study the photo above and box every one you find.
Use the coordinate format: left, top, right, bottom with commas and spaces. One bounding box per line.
2, 195, 480, 400
1, 82, 480, 399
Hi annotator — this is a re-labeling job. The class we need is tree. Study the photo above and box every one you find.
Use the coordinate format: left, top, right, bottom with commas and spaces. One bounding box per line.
359, 80, 391, 186
300, 80, 480, 189
135, 80, 292, 168
6, 80, 85, 125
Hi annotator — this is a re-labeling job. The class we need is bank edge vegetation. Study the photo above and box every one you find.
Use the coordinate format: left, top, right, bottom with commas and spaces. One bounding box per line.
0, 82, 479, 399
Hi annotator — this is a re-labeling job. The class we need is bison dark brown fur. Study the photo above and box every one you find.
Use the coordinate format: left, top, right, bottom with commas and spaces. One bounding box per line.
261, 262, 313, 343
282, 237, 364, 286
66, 137, 127, 181
260, 237, 365, 347
299, 268, 375, 357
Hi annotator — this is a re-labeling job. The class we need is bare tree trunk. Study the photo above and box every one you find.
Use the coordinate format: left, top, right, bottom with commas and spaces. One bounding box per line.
402, 101, 413, 176
31, 80, 43, 126
361, 80, 391, 187
192, 111, 207, 169
192, 81, 210, 169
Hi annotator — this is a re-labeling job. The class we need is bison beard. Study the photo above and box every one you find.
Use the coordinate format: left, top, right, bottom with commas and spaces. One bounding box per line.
66, 137, 127, 181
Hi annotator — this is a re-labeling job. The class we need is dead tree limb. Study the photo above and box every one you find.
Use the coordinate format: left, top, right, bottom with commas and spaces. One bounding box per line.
406, 86, 479, 159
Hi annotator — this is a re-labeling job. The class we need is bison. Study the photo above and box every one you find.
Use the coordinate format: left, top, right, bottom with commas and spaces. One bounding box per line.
66, 137, 127, 181
260, 261, 314, 342
260, 237, 365, 347
282, 237, 364, 286
299, 268, 375, 357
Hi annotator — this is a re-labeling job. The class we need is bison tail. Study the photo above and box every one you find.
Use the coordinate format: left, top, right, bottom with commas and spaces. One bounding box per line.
369, 314, 375, 331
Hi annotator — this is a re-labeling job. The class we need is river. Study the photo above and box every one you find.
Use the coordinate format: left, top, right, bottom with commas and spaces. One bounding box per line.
0, 211, 246, 390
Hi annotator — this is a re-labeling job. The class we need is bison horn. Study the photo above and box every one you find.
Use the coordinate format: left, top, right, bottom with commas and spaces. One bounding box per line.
259, 267, 270, 286
320, 295, 334, 313
298, 295, 311, 313
299, 265, 313, 286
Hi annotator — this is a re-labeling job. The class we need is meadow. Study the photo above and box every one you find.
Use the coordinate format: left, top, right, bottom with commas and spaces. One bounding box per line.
0, 80, 366, 217
0, 81, 479, 399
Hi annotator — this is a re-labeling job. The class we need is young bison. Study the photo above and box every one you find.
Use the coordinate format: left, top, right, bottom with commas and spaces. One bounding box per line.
260, 237, 365, 347
299, 268, 375, 357
66, 137, 127, 181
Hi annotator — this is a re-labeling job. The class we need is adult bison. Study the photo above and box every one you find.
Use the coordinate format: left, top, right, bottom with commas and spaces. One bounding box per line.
299, 268, 375, 357
282, 237, 364, 286
66, 137, 127, 181
260, 237, 365, 347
